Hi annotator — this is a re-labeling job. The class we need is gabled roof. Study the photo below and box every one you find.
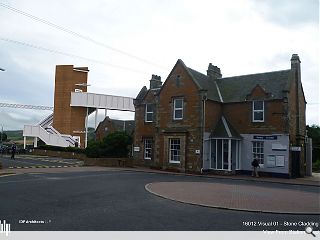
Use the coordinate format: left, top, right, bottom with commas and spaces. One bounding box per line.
137, 59, 292, 104
187, 68, 221, 102
210, 116, 242, 139
95, 116, 135, 135
135, 86, 148, 100
217, 70, 291, 103
185, 63, 291, 103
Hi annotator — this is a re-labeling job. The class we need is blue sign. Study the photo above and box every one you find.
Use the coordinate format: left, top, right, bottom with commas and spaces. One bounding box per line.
253, 135, 277, 140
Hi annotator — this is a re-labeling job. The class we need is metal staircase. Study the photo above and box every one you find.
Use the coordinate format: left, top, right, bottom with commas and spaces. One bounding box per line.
23, 114, 77, 148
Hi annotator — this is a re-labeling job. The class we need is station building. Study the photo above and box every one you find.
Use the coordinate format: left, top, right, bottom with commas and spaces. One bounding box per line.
133, 54, 307, 178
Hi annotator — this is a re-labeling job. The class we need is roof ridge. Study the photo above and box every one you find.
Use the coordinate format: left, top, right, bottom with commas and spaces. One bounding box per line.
220, 69, 291, 80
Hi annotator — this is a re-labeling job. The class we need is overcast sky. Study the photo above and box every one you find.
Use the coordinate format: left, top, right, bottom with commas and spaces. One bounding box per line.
0, 0, 319, 130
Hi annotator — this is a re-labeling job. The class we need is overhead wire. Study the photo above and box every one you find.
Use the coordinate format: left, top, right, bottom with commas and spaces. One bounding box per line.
0, 2, 166, 70
0, 37, 147, 75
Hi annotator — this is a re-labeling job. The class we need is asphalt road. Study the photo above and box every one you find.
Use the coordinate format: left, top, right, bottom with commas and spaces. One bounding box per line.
0, 170, 319, 231
0, 155, 82, 168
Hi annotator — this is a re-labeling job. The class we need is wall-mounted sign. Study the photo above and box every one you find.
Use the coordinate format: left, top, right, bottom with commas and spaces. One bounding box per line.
272, 143, 287, 151
134, 147, 140, 152
267, 155, 285, 167
267, 155, 276, 167
253, 135, 277, 140
290, 146, 301, 152
276, 155, 285, 167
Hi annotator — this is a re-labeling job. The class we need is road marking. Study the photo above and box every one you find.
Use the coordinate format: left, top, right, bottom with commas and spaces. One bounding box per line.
0, 173, 17, 178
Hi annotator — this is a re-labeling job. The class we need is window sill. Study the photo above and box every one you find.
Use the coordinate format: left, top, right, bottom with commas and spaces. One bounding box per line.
169, 161, 180, 164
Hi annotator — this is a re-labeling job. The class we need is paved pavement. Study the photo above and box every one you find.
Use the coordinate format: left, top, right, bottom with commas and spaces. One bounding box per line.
145, 181, 320, 214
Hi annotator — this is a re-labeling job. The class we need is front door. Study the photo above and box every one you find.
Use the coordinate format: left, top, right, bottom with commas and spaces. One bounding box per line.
210, 139, 231, 171
291, 150, 300, 178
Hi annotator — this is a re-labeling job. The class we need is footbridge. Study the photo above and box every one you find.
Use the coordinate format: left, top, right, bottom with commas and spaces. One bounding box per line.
23, 92, 134, 148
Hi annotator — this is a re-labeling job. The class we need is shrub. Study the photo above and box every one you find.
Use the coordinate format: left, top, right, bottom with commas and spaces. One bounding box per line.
36, 145, 84, 154
85, 140, 105, 158
313, 159, 320, 172
85, 131, 132, 158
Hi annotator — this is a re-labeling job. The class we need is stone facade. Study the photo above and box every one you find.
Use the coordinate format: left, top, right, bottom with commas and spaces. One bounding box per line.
95, 116, 135, 141
133, 54, 307, 177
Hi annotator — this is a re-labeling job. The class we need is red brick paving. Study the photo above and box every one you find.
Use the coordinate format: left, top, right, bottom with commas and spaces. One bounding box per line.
145, 182, 320, 214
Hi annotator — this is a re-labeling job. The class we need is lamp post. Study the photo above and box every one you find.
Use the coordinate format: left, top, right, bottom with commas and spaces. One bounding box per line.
0, 70, 5, 155
0, 125, 2, 144
0, 125, 3, 156
74, 83, 91, 148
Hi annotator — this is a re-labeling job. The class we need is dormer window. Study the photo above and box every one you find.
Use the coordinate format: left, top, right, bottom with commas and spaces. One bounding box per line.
145, 104, 153, 122
253, 100, 264, 122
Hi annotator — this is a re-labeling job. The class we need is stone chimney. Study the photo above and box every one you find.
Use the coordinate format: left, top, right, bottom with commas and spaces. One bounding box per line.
150, 74, 162, 89
207, 63, 222, 79
291, 54, 301, 71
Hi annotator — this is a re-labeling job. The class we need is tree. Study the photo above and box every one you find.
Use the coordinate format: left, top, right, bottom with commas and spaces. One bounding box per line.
103, 131, 132, 157
306, 125, 320, 170
85, 131, 132, 158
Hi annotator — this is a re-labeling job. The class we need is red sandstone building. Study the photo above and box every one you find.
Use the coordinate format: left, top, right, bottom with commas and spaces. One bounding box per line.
133, 54, 307, 178
95, 116, 135, 141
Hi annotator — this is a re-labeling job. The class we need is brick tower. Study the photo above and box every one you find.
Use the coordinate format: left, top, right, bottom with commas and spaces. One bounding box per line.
52, 65, 89, 148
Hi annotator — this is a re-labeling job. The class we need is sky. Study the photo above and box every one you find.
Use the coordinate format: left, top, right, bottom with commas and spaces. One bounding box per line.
0, 0, 319, 131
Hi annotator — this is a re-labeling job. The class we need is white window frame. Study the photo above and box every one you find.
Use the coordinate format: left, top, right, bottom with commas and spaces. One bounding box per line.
252, 141, 264, 165
173, 98, 183, 120
145, 104, 153, 122
144, 138, 152, 160
169, 138, 181, 163
252, 100, 264, 122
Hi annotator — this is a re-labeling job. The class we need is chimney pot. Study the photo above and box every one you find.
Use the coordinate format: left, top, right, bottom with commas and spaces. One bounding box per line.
291, 54, 301, 70
150, 74, 162, 89
207, 63, 222, 79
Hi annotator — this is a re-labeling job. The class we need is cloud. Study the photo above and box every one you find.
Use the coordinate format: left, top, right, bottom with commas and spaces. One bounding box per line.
0, 47, 54, 105
0, 109, 51, 130
252, 0, 319, 28
0, 0, 318, 129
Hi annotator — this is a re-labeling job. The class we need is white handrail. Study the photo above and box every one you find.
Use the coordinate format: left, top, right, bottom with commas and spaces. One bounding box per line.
23, 125, 70, 147
37, 113, 54, 128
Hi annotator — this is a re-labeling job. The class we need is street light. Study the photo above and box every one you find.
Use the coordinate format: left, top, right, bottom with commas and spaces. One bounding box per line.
0, 68, 5, 71
0, 125, 3, 156
0, 125, 2, 144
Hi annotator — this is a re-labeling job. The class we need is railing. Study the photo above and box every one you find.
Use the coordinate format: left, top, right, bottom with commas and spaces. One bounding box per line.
61, 134, 77, 147
45, 126, 60, 135
38, 113, 53, 128
24, 114, 78, 148
23, 125, 69, 147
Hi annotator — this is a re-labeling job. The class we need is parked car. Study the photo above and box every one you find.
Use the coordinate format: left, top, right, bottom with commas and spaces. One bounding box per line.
0, 145, 9, 154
